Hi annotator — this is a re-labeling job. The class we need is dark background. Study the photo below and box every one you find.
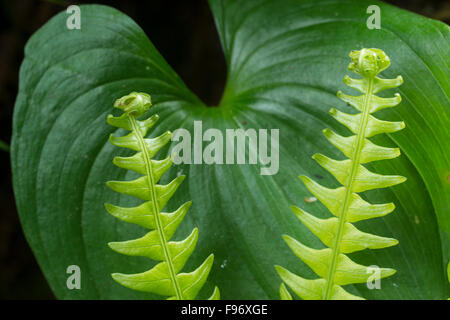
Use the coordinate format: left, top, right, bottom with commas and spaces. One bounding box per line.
0, 0, 448, 299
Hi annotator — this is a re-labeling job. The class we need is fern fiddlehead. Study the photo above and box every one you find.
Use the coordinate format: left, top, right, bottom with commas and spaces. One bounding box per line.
276, 48, 406, 300
106, 92, 219, 300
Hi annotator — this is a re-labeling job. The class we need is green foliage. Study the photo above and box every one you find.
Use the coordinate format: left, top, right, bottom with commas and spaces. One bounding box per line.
448, 262, 450, 300
279, 283, 293, 300
276, 49, 405, 300
11, 1, 449, 299
106, 92, 219, 300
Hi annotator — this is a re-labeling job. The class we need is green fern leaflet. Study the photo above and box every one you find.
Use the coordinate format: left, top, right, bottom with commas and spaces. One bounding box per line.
105, 92, 219, 300
276, 48, 406, 300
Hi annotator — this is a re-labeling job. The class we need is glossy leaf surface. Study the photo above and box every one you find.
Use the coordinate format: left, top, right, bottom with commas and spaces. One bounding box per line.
12, 1, 449, 299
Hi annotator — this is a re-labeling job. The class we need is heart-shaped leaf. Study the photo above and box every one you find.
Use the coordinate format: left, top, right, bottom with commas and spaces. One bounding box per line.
12, 0, 449, 299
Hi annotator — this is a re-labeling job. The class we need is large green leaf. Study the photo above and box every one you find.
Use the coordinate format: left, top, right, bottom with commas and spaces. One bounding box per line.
12, 0, 449, 299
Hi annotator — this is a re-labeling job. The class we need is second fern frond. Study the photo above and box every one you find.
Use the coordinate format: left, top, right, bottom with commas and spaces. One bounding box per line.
106, 92, 219, 300
276, 48, 406, 300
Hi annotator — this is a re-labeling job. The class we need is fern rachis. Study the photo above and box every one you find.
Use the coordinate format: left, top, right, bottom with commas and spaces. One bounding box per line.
276, 48, 406, 300
105, 92, 219, 300
129, 112, 182, 298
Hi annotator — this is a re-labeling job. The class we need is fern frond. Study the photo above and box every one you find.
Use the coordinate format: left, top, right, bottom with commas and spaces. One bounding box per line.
276, 49, 405, 300
106, 92, 219, 300
280, 283, 293, 300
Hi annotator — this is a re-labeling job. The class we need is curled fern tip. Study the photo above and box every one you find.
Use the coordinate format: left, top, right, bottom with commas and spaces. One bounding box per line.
348, 48, 390, 77
114, 91, 152, 117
